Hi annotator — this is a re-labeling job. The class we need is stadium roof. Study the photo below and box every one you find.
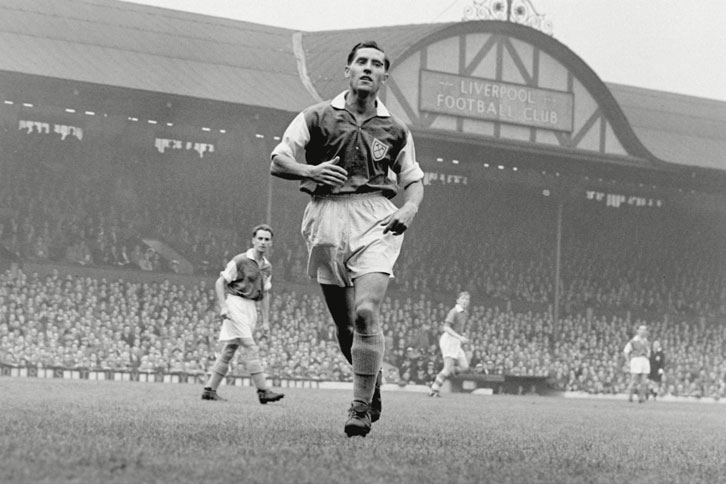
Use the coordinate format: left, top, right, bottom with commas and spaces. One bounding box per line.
0, 0, 313, 112
0, 0, 724, 173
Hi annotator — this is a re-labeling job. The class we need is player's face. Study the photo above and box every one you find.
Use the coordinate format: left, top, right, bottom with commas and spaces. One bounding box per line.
252, 230, 272, 254
457, 294, 470, 309
345, 47, 388, 95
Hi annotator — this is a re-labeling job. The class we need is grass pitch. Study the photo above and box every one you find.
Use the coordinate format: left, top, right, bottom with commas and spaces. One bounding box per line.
1, 379, 724, 484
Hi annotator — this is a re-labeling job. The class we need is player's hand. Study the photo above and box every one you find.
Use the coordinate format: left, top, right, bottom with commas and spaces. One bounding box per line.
219, 307, 228, 321
381, 203, 418, 235
309, 157, 347, 187
260, 322, 270, 333
460, 336, 469, 344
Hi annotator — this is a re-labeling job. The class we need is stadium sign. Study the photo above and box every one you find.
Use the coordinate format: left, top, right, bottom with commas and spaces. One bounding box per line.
423, 171, 469, 186
586, 190, 663, 208
419, 70, 574, 132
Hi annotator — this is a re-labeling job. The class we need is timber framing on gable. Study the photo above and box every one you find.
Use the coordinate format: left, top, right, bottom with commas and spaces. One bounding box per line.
382, 21, 664, 169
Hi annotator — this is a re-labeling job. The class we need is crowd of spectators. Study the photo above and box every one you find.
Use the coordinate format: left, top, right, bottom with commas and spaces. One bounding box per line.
2, 125, 726, 318
395, 184, 726, 318
0, 269, 357, 382
1, 123, 725, 398
1, 268, 724, 399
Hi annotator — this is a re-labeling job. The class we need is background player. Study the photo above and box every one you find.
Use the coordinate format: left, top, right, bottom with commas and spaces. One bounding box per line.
201, 224, 284, 404
623, 324, 650, 403
429, 291, 471, 397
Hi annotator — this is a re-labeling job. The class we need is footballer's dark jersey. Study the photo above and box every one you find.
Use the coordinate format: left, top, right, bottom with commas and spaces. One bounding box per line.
220, 249, 271, 301
272, 91, 423, 198
625, 336, 650, 358
444, 305, 467, 334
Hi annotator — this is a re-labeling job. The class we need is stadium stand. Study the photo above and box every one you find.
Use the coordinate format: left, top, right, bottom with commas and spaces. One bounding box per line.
0, 0, 724, 400
1, 127, 725, 400
1, 263, 724, 398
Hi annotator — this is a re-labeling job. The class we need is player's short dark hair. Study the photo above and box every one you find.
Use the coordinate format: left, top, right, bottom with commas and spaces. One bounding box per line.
252, 224, 274, 238
347, 41, 390, 71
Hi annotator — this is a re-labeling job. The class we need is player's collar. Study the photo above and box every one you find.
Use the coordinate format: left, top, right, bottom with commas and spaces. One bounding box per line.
331, 91, 390, 117
245, 248, 268, 266
454, 304, 465, 313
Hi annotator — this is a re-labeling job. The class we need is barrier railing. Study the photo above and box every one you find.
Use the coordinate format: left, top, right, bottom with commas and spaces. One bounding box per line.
0, 363, 323, 388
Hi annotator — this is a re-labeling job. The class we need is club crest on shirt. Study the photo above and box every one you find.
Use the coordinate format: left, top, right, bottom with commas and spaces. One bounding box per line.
371, 138, 389, 161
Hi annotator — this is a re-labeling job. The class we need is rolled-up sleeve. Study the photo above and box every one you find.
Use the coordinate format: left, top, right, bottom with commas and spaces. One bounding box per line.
220, 259, 237, 283
393, 130, 424, 188
271, 111, 310, 163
